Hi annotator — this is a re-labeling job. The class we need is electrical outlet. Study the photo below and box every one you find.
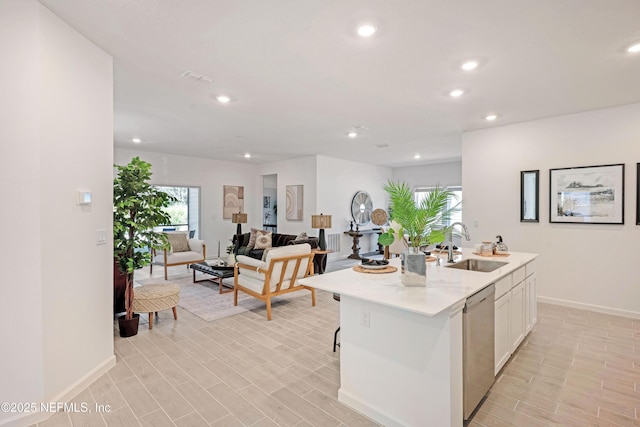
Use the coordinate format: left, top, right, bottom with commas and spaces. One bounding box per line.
360, 310, 370, 328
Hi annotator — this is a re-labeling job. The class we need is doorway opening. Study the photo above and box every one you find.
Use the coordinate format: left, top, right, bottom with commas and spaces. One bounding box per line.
263, 174, 277, 233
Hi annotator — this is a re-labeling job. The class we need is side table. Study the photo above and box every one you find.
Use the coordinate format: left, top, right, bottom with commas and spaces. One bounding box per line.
311, 249, 332, 274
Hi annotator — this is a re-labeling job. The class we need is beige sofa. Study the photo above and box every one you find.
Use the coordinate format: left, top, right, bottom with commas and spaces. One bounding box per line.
151, 232, 206, 280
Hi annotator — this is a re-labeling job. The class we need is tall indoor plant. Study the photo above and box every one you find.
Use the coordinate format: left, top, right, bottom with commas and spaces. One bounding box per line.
378, 180, 460, 285
113, 157, 174, 336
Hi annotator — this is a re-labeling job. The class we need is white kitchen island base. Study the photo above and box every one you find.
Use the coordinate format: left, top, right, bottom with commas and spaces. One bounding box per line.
300, 251, 538, 427
338, 295, 464, 427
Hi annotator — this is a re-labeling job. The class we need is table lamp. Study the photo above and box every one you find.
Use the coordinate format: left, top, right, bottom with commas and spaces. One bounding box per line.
311, 213, 332, 250
232, 212, 247, 234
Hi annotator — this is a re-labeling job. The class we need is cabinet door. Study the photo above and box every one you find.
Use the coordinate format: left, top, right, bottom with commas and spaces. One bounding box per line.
526, 273, 537, 333
509, 281, 525, 352
494, 293, 510, 375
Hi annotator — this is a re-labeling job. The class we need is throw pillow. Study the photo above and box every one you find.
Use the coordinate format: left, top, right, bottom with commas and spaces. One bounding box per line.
166, 232, 190, 252
254, 230, 273, 249
294, 231, 308, 242
247, 228, 260, 249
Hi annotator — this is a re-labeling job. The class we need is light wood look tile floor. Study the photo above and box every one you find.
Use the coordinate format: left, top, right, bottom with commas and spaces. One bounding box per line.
36, 265, 640, 427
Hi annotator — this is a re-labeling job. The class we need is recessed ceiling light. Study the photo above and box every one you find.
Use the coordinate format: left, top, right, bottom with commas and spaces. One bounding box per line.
348, 131, 358, 138
357, 25, 376, 37
485, 114, 498, 121
414, 154, 421, 159
132, 138, 141, 143
461, 60, 478, 71
244, 153, 251, 159
216, 95, 231, 103
627, 43, 640, 53
449, 89, 465, 98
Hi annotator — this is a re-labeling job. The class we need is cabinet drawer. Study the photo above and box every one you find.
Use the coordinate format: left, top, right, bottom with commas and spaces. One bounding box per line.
526, 258, 537, 277
494, 275, 512, 299
512, 266, 526, 285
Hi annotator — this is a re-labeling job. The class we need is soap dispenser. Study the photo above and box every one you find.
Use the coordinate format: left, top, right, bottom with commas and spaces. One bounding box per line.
495, 235, 508, 254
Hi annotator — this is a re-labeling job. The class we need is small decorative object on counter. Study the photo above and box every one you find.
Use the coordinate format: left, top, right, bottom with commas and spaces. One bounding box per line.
494, 235, 508, 254
481, 241, 494, 256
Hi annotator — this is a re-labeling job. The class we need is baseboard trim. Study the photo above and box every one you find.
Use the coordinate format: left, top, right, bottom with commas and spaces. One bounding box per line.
0, 355, 116, 427
538, 296, 640, 319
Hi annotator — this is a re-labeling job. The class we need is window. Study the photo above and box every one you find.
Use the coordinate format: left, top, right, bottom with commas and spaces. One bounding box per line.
153, 186, 200, 237
414, 186, 462, 227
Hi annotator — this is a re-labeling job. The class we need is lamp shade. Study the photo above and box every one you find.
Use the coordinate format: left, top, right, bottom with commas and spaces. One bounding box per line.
311, 214, 332, 229
232, 212, 247, 224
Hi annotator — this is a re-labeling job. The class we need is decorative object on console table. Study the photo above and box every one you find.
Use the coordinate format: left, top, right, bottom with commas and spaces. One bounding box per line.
311, 213, 332, 250
223, 185, 244, 219
351, 191, 373, 225
232, 212, 248, 235
549, 163, 624, 224
345, 230, 363, 259
285, 184, 304, 220
113, 156, 175, 337
378, 180, 459, 287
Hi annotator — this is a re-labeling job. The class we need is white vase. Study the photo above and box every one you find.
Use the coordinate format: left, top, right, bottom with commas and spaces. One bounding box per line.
227, 253, 236, 266
400, 247, 427, 286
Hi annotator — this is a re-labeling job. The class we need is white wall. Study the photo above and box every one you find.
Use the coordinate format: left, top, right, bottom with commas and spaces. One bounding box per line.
463, 103, 640, 317
115, 149, 261, 258
0, 1, 44, 419
393, 161, 462, 188
1, 1, 114, 424
316, 156, 393, 257
260, 156, 318, 235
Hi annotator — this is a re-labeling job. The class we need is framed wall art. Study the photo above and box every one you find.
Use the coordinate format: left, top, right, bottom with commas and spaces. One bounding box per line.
285, 185, 304, 220
223, 185, 244, 219
549, 164, 624, 224
520, 170, 539, 222
637, 163, 640, 225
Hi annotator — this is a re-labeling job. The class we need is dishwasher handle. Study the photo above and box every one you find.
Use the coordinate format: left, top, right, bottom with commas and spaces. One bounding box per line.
465, 284, 495, 309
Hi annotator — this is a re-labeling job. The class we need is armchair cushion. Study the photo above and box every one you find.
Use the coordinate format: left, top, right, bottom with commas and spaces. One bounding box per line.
163, 231, 189, 253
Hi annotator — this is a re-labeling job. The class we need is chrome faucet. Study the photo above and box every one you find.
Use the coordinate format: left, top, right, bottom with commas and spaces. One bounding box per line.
446, 222, 471, 263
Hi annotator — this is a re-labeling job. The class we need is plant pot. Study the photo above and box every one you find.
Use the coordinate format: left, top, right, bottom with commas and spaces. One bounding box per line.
400, 247, 427, 287
118, 313, 140, 337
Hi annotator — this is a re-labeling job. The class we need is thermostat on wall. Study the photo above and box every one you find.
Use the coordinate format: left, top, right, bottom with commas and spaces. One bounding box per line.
76, 190, 92, 205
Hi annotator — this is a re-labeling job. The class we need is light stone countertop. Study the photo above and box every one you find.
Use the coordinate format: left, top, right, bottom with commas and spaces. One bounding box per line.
300, 249, 538, 317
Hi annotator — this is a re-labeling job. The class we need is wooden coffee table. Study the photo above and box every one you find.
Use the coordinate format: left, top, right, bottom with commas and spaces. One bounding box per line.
190, 261, 235, 294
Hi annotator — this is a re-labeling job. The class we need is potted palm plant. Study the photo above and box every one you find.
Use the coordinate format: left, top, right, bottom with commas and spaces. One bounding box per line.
378, 180, 460, 286
113, 157, 174, 337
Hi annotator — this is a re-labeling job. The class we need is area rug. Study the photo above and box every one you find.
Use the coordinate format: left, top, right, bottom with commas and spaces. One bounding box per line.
136, 274, 308, 322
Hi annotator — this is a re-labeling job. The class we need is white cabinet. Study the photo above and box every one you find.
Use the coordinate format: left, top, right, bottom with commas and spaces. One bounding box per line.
509, 281, 525, 352
525, 272, 537, 333
493, 262, 536, 375
494, 292, 511, 375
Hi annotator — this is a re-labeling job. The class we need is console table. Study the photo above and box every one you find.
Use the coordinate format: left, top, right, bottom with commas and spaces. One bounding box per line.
344, 229, 383, 259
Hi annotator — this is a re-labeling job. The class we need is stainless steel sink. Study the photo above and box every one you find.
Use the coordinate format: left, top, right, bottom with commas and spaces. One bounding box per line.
445, 259, 508, 273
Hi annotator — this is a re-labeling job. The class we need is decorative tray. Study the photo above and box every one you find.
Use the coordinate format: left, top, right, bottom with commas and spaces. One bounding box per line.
353, 265, 398, 274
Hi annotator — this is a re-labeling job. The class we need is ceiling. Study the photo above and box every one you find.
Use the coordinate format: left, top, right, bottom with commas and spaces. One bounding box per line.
39, 0, 640, 168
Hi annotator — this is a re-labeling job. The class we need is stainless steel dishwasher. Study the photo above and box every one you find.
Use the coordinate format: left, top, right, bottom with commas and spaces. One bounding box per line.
463, 283, 495, 420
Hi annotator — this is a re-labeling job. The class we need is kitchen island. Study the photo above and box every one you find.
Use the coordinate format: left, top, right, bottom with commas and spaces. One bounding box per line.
300, 249, 538, 427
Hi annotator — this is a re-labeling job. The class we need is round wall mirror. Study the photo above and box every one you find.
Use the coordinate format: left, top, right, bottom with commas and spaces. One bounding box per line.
351, 191, 373, 225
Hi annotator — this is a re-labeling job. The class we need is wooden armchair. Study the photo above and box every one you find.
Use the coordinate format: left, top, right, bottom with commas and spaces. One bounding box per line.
151, 232, 206, 280
233, 243, 315, 320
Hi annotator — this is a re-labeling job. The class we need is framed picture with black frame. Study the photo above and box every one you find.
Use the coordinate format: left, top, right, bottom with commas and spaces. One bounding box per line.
637, 163, 640, 225
549, 163, 624, 224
